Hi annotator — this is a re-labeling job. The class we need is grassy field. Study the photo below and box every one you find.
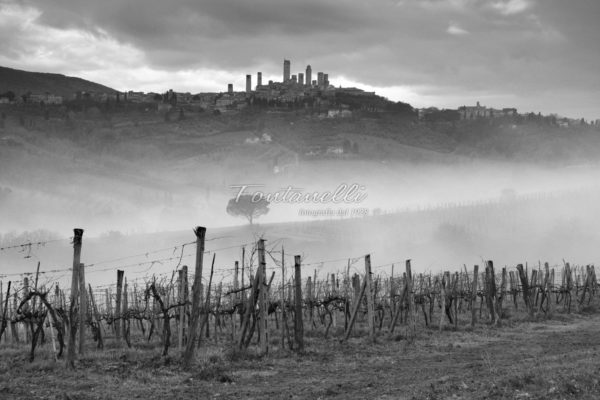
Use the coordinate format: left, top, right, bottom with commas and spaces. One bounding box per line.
1, 310, 600, 399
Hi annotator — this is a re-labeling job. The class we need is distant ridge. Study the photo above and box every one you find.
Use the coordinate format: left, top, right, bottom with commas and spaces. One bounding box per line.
0, 65, 117, 99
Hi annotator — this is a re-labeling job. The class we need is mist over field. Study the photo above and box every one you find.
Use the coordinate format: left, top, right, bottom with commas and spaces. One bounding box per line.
1, 109, 600, 287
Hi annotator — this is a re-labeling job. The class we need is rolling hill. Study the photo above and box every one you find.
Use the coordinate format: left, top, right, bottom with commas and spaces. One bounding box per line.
0, 65, 117, 98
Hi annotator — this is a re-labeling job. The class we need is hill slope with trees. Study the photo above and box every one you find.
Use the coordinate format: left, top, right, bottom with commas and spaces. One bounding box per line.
0, 66, 116, 99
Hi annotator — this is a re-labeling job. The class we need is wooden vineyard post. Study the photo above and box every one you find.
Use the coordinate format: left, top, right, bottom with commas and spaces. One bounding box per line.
280, 246, 287, 349
32, 261, 40, 325
390, 264, 396, 318
0, 281, 3, 344
232, 261, 239, 341
364, 255, 375, 342
115, 270, 124, 342
344, 277, 367, 341
88, 284, 103, 349
54, 284, 60, 312
344, 261, 350, 331
452, 272, 459, 329
183, 226, 206, 368
239, 266, 260, 349
66, 228, 83, 370
530, 269, 538, 312
213, 282, 220, 343
352, 274, 361, 323
590, 266, 597, 298
312, 270, 317, 324
0, 281, 10, 343
12, 291, 19, 343
293, 255, 304, 352
509, 271, 518, 310
23, 276, 31, 343
428, 275, 435, 325
241, 247, 246, 305
178, 268, 185, 349
550, 268, 556, 315
331, 273, 337, 329
182, 265, 188, 344
565, 263, 573, 313
572, 266, 578, 304
497, 267, 507, 321
198, 254, 215, 344
529, 269, 538, 315
516, 264, 532, 317
105, 289, 113, 335
587, 265, 594, 304
405, 260, 416, 340
10, 293, 15, 341
123, 277, 130, 347
133, 285, 144, 338
233, 261, 239, 303
579, 265, 592, 306
484, 261, 495, 324
257, 239, 268, 355
471, 265, 479, 327
478, 271, 485, 319
306, 277, 313, 329
544, 263, 554, 317
47, 298, 58, 361
439, 272, 447, 332
78, 262, 86, 355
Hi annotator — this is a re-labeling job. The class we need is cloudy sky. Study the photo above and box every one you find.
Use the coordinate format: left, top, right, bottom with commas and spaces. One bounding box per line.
0, 0, 598, 119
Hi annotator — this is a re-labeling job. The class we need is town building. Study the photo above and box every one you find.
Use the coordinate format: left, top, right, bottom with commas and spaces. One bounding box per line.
98, 92, 119, 102
125, 91, 145, 102
458, 102, 490, 119
175, 92, 192, 104
458, 102, 518, 119
327, 109, 353, 118
28, 93, 63, 105
417, 107, 440, 120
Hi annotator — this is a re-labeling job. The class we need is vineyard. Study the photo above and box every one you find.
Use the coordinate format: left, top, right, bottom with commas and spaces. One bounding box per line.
1, 226, 599, 399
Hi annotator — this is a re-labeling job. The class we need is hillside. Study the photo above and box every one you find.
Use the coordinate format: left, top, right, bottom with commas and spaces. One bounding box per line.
0, 65, 598, 164
0, 65, 116, 98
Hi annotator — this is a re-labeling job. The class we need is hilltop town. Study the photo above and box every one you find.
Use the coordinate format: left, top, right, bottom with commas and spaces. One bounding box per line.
1, 59, 598, 129
1, 59, 600, 166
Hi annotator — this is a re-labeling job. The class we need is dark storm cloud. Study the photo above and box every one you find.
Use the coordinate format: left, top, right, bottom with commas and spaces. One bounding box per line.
22, 1, 445, 60
32, 0, 384, 46
6, 0, 600, 116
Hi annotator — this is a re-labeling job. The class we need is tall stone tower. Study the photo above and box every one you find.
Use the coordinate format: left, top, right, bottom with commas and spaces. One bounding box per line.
283, 59, 291, 83
246, 75, 251, 93
317, 72, 324, 87
305, 65, 312, 87
257, 72, 262, 87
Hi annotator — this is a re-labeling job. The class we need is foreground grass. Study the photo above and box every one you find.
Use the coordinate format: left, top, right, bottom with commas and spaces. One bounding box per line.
1, 313, 600, 399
